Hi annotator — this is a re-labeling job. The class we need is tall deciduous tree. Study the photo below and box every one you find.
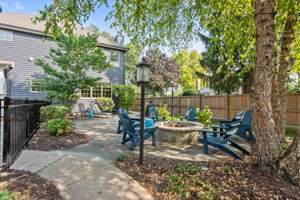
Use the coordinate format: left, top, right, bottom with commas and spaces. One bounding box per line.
35, 34, 111, 106
198, 33, 253, 94
172, 50, 206, 91
86, 24, 115, 41
144, 49, 180, 95
36, 0, 300, 185
125, 42, 143, 84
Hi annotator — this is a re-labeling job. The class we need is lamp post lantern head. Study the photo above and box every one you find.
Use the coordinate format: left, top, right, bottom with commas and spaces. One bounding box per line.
137, 58, 151, 84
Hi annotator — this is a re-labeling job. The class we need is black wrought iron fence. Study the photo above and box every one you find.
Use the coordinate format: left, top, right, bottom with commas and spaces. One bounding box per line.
1, 97, 50, 170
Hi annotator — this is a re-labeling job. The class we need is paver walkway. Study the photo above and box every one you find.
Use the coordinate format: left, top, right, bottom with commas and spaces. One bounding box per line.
12, 150, 152, 200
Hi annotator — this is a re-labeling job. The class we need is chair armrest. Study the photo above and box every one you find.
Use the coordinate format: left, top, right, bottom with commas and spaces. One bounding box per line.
235, 116, 243, 120
210, 125, 231, 131
199, 129, 237, 136
237, 124, 252, 129
220, 120, 232, 124
133, 121, 140, 127
199, 130, 228, 135
131, 117, 141, 121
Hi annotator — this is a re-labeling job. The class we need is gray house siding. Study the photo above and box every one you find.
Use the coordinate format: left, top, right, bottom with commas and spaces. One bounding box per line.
0, 29, 125, 104
0, 30, 53, 99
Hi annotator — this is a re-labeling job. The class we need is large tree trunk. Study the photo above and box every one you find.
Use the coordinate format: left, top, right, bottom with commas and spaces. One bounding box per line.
252, 0, 282, 170
271, 9, 297, 143
279, 130, 300, 186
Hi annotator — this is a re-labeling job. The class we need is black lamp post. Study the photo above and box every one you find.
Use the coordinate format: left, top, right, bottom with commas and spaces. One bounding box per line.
113, 88, 120, 113
137, 58, 151, 165
170, 82, 176, 121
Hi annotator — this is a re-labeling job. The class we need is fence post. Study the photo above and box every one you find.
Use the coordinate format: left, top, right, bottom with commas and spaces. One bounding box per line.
199, 95, 202, 110
179, 96, 182, 115
226, 94, 230, 120
3, 97, 11, 169
25, 98, 29, 147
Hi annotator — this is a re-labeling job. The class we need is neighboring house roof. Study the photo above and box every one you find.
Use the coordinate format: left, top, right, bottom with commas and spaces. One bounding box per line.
0, 13, 127, 51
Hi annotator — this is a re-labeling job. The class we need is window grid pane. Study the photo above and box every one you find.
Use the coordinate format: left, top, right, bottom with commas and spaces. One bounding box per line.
102, 83, 112, 97
31, 79, 42, 92
110, 50, 119, 62
92, 86, 101, 98
0, 30, 12, 41
81, 88, 91, 97
81, 83, 111, 98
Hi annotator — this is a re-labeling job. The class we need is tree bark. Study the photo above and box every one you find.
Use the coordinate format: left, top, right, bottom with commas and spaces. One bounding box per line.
279, 129, 300, 186
271, 9, 297, 143
252, 0, 282, 170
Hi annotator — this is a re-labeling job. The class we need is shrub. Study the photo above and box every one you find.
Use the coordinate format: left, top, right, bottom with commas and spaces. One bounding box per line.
158, 103, 170, 118
181, 89, 198, 96
96, 97, 115, 112
112, 85, 136, 109
43, 118, 72, 136
40, 105, 70, 122
197, 105, 212, 125
116, 153, 130, 161
0, 190, 20, 200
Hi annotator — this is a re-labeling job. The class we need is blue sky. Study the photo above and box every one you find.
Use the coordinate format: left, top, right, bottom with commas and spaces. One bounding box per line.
0, 0, 205, 54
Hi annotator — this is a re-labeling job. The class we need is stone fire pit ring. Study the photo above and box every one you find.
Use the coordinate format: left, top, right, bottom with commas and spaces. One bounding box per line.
156, 121, 204, 145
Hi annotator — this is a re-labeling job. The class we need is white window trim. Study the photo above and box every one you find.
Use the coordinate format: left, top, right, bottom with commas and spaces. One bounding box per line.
0, 29, 13, 41
110, 50, 120, 67
80, 83, 112, 99
29, 79, 42, 93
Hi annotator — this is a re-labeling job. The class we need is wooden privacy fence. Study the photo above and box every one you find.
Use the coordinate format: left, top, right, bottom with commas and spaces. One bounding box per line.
131, 93, 300, 126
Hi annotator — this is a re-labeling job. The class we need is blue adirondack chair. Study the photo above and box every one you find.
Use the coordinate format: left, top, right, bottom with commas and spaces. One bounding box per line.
120, 112, 157, 150
148, 106, 166, 122
217, 110, 255, 142
116, 108, 140, 134
180, 107, 198, 121
199, 126, 250, 160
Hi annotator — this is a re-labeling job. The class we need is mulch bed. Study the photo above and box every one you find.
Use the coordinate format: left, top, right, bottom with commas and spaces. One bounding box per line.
27, 128, 91, 151
115, 156, 300, 200
0, 169, 61, 200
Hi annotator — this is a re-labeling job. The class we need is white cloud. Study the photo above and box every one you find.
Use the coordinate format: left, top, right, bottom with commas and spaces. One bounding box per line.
15, 2, 24, 10
0, 1, 8, 8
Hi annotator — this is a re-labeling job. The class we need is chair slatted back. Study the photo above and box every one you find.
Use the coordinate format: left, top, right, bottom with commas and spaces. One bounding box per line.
78, 103, 86, 113
120, 113, 135, 134
237, 110, 252, 134
149, 107, 158, 121
186, 107, 197, 121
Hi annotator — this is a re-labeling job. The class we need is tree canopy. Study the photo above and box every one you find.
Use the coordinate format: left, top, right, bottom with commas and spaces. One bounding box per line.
35, 34, 111, 106
144, 49, 180, 95
172, 50, 206, 91
86, 24, 115, 41
125, 42, 143, 84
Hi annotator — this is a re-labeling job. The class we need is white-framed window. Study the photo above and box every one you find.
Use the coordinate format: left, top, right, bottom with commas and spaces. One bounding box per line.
80, 83, 112, 98
0, 29, 13, 41
111, 50, 119, 62
30, 79, 42, 93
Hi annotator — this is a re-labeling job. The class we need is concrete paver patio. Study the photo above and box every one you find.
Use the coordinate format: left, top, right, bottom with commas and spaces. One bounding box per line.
69, 117, 240, 162
12, 116, 250, 200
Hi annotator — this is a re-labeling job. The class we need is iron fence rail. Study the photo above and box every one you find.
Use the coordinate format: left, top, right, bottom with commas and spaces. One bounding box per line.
1, 97, 50, 170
